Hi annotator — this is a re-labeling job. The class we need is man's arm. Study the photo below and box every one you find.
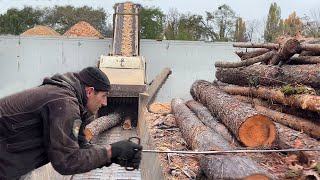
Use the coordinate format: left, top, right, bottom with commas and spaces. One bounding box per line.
46, 98, 110, 175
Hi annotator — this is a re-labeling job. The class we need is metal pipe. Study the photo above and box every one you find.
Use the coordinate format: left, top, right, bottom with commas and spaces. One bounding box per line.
142, 148, 320, 154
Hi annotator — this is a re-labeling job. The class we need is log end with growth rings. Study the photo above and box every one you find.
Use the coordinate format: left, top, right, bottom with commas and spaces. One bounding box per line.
243, 174, 271, 180
239, 115, 277, 148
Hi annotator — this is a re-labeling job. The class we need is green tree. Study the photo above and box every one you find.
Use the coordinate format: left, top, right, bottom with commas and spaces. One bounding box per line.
203, 4, 236, 41
264, 2, 282, 42
140, 6, 165, 39
164, 9, 205, 41
43, 5, 111, 36
233, 17, 247, 42
176, 13, 205, 40
0, 6, 44, 35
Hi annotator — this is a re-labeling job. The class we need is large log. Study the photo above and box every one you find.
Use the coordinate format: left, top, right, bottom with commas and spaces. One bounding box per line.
190, 80, 277, 148
234, 42, 320, 52
172, 98, 272, 180
301, 43, 320, 53
84, 113, 121, 141
233, 96, 320, 139
268, 39, 301, 65
185, 100, 237, 144
233, 43, 281, 49
275, 123, 320, 162
231, 95, 320, 123
215, 51, 276, 68
222, 85, 320, 112
290, 56, 320, 64
255, 105, 320, 139
235, 48, 270, 60
216, 64, 320, 89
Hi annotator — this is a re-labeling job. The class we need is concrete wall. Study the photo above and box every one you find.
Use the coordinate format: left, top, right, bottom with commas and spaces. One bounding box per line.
0, 35, 239, 101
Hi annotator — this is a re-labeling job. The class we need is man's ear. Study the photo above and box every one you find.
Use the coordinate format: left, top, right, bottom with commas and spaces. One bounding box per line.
85, 87, 94, 97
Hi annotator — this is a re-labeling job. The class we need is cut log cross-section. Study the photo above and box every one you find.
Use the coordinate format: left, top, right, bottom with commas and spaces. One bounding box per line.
172, 98, 272, 180
185, 100, 237, 144
216, 64, 320, 89
190, 80, 277, 148
232, 96, 320, 139
84, 113, 121, 141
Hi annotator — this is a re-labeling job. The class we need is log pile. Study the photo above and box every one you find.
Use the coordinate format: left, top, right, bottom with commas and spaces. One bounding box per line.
157, 34, 320, 179
198, 35, 320, 179
216, 34, 320, 67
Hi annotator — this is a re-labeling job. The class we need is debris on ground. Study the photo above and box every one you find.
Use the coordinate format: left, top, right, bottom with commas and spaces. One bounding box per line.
144, 109, 204, 180
148, 102, 171, 114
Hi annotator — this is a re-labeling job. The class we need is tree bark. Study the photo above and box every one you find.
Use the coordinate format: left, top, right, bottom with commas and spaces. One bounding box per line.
268, 39, 302, 65
216, 64, 320, 89
234, 42, 320, 52
235, 48, 270, 60
215, 51, 276, 68
185, 100, 237, 145
258, 106, 320, 139
290, 56, 320, 64
301, 43, 320, 53
250, 104, 320, 139
275, 123, 320, 162
299, 51, 320, 56
171, 98, 272, 180
84, 113, 121, 141
231, 95, 320, 123
190, 80, 277, 148
222, 85, 320, 112
233, 43, 281, 49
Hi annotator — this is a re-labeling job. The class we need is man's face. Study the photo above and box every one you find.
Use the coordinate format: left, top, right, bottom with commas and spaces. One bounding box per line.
85, 87, 108, 114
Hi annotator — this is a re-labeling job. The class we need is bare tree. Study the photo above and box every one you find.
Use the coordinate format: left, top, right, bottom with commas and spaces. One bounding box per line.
246, 19, 261, 42
302, 8, 320, 37
164, 8, 181, 40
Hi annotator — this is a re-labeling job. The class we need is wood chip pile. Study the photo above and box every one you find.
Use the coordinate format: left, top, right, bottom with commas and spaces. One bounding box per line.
20, 25, 60, 36
63, 21, 104, 38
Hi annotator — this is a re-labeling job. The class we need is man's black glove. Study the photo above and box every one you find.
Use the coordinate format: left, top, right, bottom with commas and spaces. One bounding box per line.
110, 140, 143, 169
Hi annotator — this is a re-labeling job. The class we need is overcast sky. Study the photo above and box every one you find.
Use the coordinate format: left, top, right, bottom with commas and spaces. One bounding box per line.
1, 0, 319, 21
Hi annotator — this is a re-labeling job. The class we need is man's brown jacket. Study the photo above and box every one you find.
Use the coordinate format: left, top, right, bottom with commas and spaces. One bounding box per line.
0, 72, 108, 179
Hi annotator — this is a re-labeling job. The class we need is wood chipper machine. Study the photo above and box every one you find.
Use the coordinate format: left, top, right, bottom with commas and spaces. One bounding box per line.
97, 2, 146, 123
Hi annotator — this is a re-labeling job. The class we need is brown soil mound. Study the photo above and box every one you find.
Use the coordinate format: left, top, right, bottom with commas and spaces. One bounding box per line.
148, 102, 171, 114
20, 25, 60, 36
63, 21, 104, 38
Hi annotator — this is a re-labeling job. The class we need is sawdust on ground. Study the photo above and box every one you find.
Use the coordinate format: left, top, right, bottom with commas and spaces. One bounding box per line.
144, 110, 204, 180
148, 102, 171, 114
20, 25, 60, 36
63, 21, 104, 38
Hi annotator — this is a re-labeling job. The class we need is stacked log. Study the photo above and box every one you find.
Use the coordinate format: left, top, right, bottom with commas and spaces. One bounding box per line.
178, 35, 320, 178
172, 98, 272, 179
232, 95, 320, 139
227, 35, 320, 66
190, 80, 277, 148
185, 100, 237, 145
208, 35, 320, 179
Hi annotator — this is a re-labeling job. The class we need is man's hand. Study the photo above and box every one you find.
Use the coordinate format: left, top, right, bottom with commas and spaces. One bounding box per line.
110, 140, 143, 169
